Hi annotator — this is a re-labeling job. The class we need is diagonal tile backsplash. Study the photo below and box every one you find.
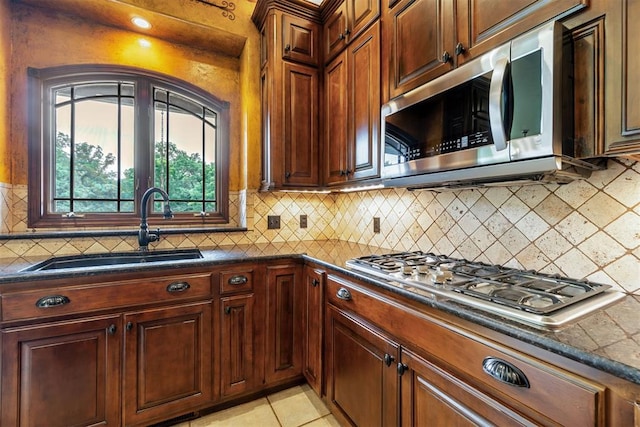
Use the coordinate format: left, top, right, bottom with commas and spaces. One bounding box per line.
0, 159, 638, 293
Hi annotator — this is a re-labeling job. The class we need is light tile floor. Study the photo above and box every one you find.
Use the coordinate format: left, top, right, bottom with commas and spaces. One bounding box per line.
173, 385, 340, 427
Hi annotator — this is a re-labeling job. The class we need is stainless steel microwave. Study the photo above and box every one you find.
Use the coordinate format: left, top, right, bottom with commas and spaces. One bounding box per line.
381, 21, 599, 189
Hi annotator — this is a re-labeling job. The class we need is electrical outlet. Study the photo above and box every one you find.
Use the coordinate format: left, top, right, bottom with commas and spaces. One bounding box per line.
373, 217, 381, 233
267, 215, 281, 229
300, 214, 308, 229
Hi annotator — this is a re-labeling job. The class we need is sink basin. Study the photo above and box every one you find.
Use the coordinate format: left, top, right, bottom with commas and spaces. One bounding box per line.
22, 249, 204, 272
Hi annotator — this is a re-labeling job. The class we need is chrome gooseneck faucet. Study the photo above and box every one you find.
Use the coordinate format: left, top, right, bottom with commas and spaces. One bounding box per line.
138, 187, 173, 251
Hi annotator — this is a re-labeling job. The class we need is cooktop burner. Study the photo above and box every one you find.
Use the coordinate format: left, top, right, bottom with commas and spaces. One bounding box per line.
346, 251, 624, 329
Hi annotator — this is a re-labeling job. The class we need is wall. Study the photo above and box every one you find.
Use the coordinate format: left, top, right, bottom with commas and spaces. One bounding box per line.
0, 0, 11, 232
1, 159, 638, 295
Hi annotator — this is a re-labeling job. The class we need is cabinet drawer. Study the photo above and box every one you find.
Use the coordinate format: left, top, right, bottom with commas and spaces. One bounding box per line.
218, 266, 254, 295
1, 273, 212, 323
326, 274, 605, 425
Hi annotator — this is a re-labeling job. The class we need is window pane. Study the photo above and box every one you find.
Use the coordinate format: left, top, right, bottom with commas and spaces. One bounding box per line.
73, 98, 119, 202
154, 101, 169, 189
54, 104, 71, 200
204, 108, 216, 126
204, 122, 216, 201
120, 96, 135, 200
56, 87, 71, 105
168, 110, 204, 201
204, 202, 216, 212
168, 201, 203, 213
74, 83, 118, 99
120, 201, 135, 212
75, 200, 117, 212
121, 83, 135, 97
54, 200, 70, 212
169, 92, 203, 118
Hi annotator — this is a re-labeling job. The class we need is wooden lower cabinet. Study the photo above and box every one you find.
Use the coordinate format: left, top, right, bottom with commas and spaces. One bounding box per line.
265, 263, 303, 384
1, 315, 122, 427
123, 301, 213, 426
399, 349, 533, 426
302, 266, 324, 394
220, 293, 255, 398
325, 305, 399, 426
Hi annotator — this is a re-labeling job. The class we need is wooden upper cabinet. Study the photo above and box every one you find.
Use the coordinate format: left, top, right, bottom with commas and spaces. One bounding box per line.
382, 0, 587, 101
325, 22, 381, 186
282, 14, 321, 66
603, 0, 640, 156
283, 62, 320, 187
324, 0, 380, 62
325, 2, 349, 62
324, 51, 349, 184
383, 0, 455, 100
456, 0, 587, 66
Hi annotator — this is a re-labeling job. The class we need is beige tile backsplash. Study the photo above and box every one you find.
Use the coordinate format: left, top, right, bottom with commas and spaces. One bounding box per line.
0, 158, 638, 293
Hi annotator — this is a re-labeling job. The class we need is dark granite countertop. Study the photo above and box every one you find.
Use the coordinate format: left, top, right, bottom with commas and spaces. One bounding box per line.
0, 239, 638, 385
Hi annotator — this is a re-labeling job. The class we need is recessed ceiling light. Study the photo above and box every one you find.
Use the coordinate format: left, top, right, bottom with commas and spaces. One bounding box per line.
131, 17, 151, 29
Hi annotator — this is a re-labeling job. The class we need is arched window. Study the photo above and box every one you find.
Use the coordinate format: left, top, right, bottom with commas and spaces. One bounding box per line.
28, 65, 229, 228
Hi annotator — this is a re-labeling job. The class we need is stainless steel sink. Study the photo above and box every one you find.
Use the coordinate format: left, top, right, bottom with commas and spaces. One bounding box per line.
21, 249, 203, 272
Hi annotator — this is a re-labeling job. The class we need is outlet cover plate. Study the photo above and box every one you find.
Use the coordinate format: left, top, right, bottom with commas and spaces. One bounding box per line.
300, 215, 308, 228
267, 215, 281, 229
373, 217, 380, 233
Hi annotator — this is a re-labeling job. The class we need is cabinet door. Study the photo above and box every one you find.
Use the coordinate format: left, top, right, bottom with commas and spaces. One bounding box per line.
124, 302, 213, 426
325, 2, 349, 62
455, 0, 587, 66
282, 14, 320, 66
324, 51, 349, 185
325, 305, 399, 426
347, 0, 380, 41
283, 62, 320, 187
303, 266, 324, 394
383, 0, 455, 100
348, 21, 380, 181
220, 293, 255, 397
1, 316, 121, 427
265, 263, 303, 384
605, 0, 640, 156
400, 349, 533, 426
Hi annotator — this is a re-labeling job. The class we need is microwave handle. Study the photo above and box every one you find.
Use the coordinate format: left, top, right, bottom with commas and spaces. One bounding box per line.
489, 56, 509, 151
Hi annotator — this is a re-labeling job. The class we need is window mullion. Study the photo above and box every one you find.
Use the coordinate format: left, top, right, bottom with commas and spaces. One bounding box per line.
135, 79, 152, 215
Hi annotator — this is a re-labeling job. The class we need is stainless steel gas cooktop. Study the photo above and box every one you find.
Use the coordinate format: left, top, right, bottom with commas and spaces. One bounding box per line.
346, 251, 624, 329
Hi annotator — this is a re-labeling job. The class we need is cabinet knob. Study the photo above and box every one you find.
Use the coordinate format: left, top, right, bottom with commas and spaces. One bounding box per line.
441, 51, 451, 63
384, 353, 395, 367
344, 28, 351, 36
311, 278, 320, 287
284, 43, 291, 53
336, 287, 351, 301
126, 322, 133, 331
107, 324, 117, 335
397, 362, 408, 375
482, 357, 530, 388
338, 33, 345, 40
285, 171, 291, 179
224, 306, 232, 315
166, 281, 190, 293
455, 42, 465, 56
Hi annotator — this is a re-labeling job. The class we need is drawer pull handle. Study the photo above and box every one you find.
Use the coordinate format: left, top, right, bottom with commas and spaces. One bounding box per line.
36, 295, 70, 308
228, 275, 248, 285
166, 282, 190, 293
336, 288, 351, 301
482, 357, 530, 388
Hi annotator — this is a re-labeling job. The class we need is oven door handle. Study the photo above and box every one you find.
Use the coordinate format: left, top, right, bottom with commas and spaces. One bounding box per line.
489, 56, 509, 152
